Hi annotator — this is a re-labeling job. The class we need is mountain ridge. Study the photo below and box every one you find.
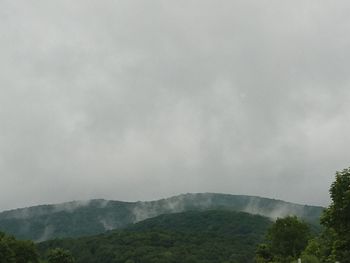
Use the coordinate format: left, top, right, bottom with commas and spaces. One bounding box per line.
0, 193, 324, 241
0, 192, 324, 214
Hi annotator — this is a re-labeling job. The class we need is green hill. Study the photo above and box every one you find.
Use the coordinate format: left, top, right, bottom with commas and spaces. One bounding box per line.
0, 193, 324, 241
38, 210, 273, 263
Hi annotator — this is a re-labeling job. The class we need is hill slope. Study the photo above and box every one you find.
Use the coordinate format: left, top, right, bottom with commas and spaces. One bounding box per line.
0, 193, 323, 241
38, 210, 273, 263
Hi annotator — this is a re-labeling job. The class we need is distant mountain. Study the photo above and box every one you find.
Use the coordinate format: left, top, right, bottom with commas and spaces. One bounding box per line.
0, 193, 324, 241
38, 210, 273, 263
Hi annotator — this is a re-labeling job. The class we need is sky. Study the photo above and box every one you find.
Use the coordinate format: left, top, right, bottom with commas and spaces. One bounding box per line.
1, 0, 350, 211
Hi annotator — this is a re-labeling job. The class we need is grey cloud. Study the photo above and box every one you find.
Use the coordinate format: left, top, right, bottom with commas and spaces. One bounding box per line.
1, 0, 350, 211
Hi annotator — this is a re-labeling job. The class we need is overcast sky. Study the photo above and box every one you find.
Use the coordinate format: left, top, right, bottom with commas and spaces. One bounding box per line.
1, 0, 349, 211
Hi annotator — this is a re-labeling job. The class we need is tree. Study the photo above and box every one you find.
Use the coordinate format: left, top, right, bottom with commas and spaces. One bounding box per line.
268, 216, 310, 260
256, 216, 311, 262
321, 167, 350, 261
322, 167, 350, 233
47, 248, 75, 263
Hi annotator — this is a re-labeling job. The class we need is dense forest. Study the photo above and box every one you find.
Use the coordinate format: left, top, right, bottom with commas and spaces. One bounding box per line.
38, 210, 272, 263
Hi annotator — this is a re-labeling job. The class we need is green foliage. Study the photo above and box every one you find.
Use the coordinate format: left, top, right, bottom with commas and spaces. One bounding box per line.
255, 243, 273, 263
38, 210, 272, 263
0, 238, 15, 263
11, 239, 40, 263
322, 167, 350, 232
255, 216, 311, 262
301, 229, 338, 263
291, 255, 320, 263
320, 167, 350, 262
0, 231, 39, 263
302, 238, 324, 260
47, 248, 75, 263
267, 216, 310, 259
297, 167, 350, 262
300, 255, 320, 263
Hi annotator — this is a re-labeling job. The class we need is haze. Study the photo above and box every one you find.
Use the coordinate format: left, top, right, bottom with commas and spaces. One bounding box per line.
1, 0, 350, 211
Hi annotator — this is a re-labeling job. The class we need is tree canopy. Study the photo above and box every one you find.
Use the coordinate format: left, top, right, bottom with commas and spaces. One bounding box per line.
320, 167, 350, 261
255, 216, 311, 263
296, 167, 350, 262
47, 248, 75, 263
0, 231, 39, 263
38, 210, 272, 263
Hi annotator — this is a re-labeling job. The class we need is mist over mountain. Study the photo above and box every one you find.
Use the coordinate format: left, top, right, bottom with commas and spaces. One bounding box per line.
1, 1, 349, 262
0, 193, 323, 241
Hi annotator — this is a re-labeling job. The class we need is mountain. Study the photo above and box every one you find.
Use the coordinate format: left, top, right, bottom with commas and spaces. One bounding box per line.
0, 193, 324, 241
38, 210, 273, 263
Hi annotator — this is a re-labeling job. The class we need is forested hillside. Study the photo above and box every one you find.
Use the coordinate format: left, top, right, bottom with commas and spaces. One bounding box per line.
38, 210, 273, 263
0, 193, 323, 241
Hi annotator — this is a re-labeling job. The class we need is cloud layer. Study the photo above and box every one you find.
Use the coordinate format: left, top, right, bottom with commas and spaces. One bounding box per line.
1, 0, 350, 210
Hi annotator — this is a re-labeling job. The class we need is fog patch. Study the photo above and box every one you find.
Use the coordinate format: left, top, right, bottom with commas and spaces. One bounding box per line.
53, 200, 92, 213
99, 217, 116, 231
243, 197, 305, 220
95, 199, 110, 208
36, 225, 55, 242
0, 206, 53, 220
0, 200, 94, 220
132, 202, 161, 223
